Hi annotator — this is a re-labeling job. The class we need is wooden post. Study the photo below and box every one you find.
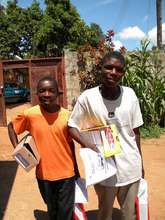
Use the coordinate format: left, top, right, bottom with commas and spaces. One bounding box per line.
156, 0, 162, 49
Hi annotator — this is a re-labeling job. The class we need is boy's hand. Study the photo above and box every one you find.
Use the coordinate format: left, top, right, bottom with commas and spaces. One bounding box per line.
83, 144, 99, 153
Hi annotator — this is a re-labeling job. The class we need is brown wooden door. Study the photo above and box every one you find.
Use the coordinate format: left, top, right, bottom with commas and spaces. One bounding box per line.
0, 62, 7, 126
29, 58, 67, 107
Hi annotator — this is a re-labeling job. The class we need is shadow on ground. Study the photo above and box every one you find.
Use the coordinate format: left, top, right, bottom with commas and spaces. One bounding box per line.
87, 208, 121, 220
34, 208, 121, 220
34, 210, 48, 220
0, 161, 18, 219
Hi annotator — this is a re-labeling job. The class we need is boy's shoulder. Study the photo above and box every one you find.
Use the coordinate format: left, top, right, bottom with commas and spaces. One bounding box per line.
121, 86, 137, 98
59, 107, 71, 117
24, 105, 40, 116
121, 85, 135, 93
60, 107, 70, 114
79, 86, 99, 99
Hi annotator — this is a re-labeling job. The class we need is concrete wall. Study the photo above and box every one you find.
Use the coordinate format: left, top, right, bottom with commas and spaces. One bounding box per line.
64, 49, 80, 110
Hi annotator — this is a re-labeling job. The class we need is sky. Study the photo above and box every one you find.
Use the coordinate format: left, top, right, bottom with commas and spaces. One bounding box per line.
1, 0, 165, 51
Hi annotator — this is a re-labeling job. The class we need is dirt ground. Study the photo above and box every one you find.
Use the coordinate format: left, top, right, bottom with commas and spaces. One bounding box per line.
0, 103, 165, 220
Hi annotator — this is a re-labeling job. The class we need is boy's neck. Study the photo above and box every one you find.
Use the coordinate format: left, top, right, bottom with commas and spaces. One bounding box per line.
100, 85, 121, 100
41, 104, 60, 113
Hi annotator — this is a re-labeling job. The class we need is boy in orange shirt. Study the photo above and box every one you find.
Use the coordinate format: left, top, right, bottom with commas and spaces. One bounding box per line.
8, 76, 77, 220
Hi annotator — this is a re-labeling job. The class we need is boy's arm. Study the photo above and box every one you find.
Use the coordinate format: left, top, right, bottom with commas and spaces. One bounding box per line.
8, 122, 19, 148
68, 126, 98, 152
133, 127, 145, 178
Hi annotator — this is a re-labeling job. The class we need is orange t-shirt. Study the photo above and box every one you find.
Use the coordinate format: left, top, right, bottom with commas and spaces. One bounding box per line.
12, 105, 75, 181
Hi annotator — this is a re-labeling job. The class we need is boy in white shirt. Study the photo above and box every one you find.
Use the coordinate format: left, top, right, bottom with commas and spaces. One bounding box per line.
68, 51, 144, 220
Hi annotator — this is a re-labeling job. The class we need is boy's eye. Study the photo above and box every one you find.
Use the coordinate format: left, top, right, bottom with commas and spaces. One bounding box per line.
103, 65, 124, 73
39, 89, 44, 93
38, 88, 56, 94
116, 67, 124, 72
49, 88, 56, 93
103, 65, 113, 70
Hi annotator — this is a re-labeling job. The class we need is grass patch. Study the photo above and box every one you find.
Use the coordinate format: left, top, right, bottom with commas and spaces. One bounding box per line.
140, 126, 165, 139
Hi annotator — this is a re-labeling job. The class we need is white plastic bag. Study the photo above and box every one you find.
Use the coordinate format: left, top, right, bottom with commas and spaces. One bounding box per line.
75, 178, 88, 204
74, 178, 88, 220
135, 178, 150, 220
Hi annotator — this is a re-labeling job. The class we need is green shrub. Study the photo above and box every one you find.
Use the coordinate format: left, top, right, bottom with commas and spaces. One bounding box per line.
140, 126, 165, 139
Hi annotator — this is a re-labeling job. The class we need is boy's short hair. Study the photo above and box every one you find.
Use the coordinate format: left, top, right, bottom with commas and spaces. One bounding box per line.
101, 51, 125, 67
37, 76, 62, 94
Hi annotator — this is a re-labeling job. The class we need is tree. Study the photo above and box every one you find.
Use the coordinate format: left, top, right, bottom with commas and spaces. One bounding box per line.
0, 0, 44, 59
0, 4, 8, 59
0, 0, 103, 58
35, 0, 103, 56
0, 0, 23, 59
88, 23, 103, 47
37, 0, 82, 55
23, 1, 43, 57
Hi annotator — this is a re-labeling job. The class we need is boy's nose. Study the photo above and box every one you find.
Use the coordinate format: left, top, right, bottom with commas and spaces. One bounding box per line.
44, 91, 50, 96
112, 67, 117, 74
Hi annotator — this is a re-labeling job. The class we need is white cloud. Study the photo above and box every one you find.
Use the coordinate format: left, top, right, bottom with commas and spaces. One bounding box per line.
148, 23, 165, 45
113, 40, 123, 50
104, 39, 123, 51
118, 26, 146, 40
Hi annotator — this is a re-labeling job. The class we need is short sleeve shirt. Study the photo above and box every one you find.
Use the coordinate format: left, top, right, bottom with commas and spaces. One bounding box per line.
12, 105, 75, 181
68, 86, 143, 186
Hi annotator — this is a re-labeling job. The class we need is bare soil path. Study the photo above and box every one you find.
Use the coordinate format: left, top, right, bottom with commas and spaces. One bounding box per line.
0, 103, 165, 220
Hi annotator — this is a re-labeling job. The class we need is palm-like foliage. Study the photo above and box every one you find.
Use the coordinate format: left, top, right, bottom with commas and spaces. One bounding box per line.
123, 40, 165, 126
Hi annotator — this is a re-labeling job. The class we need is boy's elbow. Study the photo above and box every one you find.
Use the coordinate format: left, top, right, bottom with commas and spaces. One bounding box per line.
8, 122, 14, 133
68, 126, 76, 136
68, 126, 80, 139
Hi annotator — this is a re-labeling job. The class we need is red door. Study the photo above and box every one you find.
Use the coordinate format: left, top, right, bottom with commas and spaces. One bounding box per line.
29, 58, 67, 107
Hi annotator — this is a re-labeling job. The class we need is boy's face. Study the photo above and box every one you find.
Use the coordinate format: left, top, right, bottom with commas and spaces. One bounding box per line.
101, 57, 125, 88
37, 80, 58, 108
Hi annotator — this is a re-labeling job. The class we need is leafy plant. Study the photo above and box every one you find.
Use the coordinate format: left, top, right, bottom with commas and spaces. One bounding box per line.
140, 126, 165, 139
123, 39, 165, 127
